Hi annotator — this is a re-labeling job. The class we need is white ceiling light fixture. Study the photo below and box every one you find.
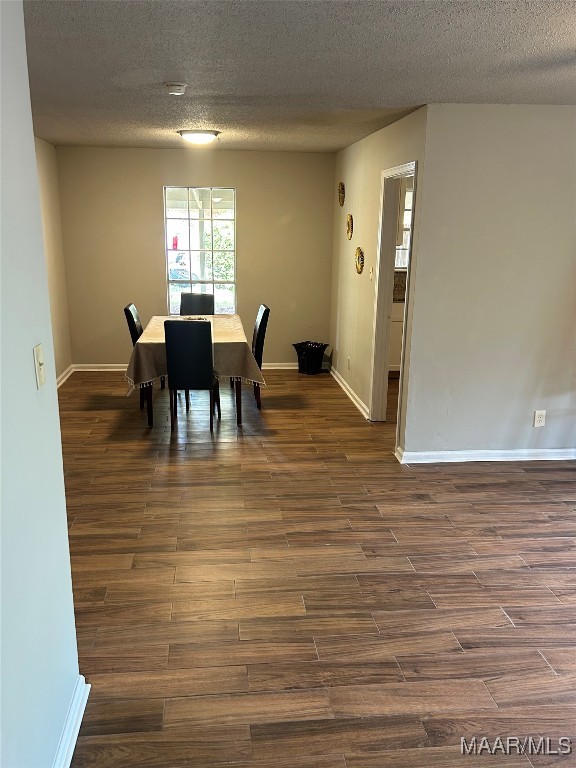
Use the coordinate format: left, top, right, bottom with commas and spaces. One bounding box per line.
164, 82, 188, 96
178, 130, 220, 145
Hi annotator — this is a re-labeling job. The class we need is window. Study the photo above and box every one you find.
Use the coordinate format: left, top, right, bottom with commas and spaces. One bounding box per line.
164, 187, 236, 314
395, 178, 413, 270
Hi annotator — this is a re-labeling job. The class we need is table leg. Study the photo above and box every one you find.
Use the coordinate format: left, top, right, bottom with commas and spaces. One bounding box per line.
145, 383, 153, 427
234, 378, 242, 426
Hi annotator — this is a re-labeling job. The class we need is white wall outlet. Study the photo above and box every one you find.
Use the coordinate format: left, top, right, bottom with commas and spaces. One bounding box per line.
533, 409, 546, 427
347, 356, 351, 370
33, 343, 46, 389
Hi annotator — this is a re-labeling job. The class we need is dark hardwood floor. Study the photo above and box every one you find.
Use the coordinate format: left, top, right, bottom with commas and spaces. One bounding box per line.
59, 370, 576, 767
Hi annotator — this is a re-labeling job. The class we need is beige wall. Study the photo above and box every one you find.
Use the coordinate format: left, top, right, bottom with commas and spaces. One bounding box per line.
330, 108, 428, 406
404, 104, 576, 454
56, 148, 335, 365
35, 137, 72, 377
331, 103, 576, 456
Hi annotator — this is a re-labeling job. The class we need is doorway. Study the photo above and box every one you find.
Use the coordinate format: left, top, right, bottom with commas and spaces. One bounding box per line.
368, 162, 417, 457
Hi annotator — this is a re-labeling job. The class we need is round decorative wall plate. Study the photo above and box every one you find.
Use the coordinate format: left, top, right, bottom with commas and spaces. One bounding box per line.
338, 181, 345, 207
346, 213, 353, 240
355, 247, 364, 274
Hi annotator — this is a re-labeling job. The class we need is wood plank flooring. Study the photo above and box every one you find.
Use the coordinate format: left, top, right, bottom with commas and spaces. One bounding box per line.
59, 370, 576, 767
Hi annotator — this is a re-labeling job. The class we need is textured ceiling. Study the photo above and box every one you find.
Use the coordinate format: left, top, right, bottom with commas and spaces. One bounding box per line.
23, 0, 576, 152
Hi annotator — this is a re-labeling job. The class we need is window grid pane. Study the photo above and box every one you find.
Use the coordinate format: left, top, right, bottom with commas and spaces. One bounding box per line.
165, 187, 236, 314
395, 181, 413, 270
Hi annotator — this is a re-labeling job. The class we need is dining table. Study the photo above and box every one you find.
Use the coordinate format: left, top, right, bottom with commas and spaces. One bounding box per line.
125, 314, 264, 427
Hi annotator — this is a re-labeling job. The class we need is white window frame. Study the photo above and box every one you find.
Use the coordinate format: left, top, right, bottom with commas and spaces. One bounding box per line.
164, 186, 236, 314
395, 179, 413, 270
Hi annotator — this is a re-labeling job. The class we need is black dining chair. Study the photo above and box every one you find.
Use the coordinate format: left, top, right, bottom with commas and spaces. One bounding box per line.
180, 292, 215, 315
124, 302, 165, 424
251, 304, 270, 409
124, 302, 143, 346
124, 303, 147, 410
164, 320, 221, 432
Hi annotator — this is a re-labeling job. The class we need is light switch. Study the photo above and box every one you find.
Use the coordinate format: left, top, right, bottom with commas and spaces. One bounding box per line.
33, 344, 46, 388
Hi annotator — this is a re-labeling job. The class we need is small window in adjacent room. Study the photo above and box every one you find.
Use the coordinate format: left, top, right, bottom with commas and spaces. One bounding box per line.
395, 177, 413, 270
164, 187, 236, 314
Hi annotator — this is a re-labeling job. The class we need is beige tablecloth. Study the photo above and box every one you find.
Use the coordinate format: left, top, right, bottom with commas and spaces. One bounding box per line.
126, 315, 265, 388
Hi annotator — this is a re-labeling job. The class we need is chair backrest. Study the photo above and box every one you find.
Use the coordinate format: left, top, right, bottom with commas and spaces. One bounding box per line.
180, 292, 215, 315
164, 320, 214, 390
252, 304, 270, 370
124, 303, 143, 346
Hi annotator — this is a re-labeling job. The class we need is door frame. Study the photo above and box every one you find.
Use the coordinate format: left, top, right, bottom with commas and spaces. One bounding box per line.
368, 162, 417, 445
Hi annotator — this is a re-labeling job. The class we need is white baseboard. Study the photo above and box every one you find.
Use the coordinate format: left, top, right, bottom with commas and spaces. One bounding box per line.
56, 365, 74, 388
398, 448, 576, 464
330, 368, 369, 418
72, 364, 127, 372
56, 364, 128, 388
58, 363, 295, 389
52, 675, 90, 768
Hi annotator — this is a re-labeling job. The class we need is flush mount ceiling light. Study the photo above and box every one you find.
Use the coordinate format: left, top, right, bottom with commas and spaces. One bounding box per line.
178, 130, 220, 145
164, 82, 188, 96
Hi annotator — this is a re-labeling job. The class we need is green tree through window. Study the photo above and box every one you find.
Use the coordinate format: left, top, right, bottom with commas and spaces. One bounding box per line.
164, 187, 236, 313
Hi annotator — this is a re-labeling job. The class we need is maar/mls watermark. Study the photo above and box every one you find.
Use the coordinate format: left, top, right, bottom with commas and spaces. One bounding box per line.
461, 736, 573, 756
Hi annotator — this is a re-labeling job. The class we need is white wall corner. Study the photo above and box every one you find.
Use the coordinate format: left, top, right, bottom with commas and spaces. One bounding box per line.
330, 368, 369, 419
52, 676, 90, 768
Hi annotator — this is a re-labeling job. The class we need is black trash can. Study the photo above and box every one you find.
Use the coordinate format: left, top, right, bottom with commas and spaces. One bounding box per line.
293, 341, 329, 375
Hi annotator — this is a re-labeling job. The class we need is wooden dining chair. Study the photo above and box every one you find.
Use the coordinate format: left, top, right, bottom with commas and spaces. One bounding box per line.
251, 304, 270, 409
164, 320, 221, 432
180, 292, 215, 315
